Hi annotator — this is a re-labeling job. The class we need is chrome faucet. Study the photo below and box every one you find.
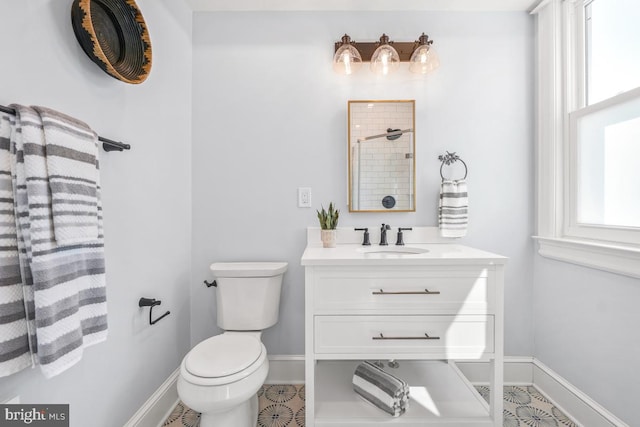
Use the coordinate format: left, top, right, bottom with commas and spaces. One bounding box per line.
379, 224, 391, 245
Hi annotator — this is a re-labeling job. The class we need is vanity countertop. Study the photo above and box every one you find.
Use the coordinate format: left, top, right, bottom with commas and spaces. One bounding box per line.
301, 243, 508, 266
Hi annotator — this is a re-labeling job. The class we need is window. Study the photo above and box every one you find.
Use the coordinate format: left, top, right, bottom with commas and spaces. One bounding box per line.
567, 0, 640, 244
584, 0, 640, 105
570, 94, 640, 237
533, 0, 640, 277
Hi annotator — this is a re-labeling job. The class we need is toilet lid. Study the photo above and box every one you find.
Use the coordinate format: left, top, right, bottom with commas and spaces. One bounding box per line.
185, 334, 263, 378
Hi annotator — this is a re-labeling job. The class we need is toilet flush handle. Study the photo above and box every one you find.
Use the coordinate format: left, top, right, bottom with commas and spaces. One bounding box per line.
204, 279, 217, 288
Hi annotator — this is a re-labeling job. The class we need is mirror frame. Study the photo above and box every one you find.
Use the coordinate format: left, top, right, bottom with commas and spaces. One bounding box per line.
348, 100, 416, 212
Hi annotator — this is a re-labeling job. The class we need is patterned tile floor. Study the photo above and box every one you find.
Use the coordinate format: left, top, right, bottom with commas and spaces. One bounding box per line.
163, 384, 577, 427
476, 385, 577, 427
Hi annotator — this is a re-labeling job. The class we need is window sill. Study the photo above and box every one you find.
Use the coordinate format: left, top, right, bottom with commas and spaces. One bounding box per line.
533, 236, 640, 278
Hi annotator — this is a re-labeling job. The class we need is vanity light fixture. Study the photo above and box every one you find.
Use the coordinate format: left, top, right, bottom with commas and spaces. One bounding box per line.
333, 33, 439, 75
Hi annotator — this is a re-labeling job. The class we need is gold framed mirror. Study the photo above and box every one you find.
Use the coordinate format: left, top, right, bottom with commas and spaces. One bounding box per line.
348, 100, 416, 212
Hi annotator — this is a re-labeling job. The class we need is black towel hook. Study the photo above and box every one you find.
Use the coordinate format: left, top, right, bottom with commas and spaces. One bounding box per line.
138, 297, 171, 325
438, 151, 468, 181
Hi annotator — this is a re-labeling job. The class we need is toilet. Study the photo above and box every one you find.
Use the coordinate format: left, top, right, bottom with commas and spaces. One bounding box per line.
177, 261, 288, 427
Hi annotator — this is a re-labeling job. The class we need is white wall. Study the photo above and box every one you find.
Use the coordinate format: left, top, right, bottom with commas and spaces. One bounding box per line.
192, 11, 535, 357
533, 257, 640, 425
0, 1, 192, 426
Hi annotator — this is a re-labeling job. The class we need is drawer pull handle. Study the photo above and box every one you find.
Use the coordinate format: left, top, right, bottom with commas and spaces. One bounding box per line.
372, 333, 440, 340
372, 288, 440, 295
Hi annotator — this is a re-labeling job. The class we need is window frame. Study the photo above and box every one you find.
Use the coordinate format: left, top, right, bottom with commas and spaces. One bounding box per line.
533, 0, 640, 278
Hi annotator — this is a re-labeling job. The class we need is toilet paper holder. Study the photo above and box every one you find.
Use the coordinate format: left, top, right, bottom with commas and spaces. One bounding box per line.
138, 297, 171, 325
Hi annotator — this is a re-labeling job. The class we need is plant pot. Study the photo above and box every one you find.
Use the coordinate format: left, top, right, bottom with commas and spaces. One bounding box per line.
321, 229, 337, 248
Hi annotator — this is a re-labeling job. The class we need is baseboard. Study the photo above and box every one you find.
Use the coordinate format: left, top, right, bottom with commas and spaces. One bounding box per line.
128, 356, 628, 427
264, 355, 535, 385
455, 356, 534, 385
533, 359, 628, 427
266, 355, 305, 384
123, 368, 180, 427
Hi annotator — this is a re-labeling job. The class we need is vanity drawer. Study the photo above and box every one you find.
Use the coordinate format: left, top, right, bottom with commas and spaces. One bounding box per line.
314, 315, 494, 357
313, 269, 493, 314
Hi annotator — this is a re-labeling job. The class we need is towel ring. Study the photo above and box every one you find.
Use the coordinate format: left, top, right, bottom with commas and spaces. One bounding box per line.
438, 151, 468, 181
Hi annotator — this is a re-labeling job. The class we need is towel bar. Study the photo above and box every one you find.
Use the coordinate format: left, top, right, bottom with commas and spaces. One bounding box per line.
0, 104, 131, 152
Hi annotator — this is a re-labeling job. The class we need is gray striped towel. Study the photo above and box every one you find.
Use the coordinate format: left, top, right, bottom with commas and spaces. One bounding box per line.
438, 179, 468, 238
5, 105, 107, 378
32, 106, 100, 246
353, 361, 410, 417
0, 112, 35, 377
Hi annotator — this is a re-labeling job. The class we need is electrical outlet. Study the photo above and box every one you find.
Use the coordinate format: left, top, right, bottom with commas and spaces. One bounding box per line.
298, 187, 312, 208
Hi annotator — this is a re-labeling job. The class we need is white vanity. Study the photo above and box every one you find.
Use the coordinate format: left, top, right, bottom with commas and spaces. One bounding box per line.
301, 227, 507, 427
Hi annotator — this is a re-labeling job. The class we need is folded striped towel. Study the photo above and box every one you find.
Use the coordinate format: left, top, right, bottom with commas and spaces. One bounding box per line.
32, 106, 100, 246
438, 179, 468, 238
353, 361, 410, 417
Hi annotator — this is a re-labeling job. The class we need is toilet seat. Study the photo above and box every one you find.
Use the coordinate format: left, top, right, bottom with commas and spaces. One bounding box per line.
181, 333, 267, 387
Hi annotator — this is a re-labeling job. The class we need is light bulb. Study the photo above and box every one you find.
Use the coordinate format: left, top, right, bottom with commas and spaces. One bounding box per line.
370, 34, 400, 76
333, 34, 362, 75
409, 33, 440, 74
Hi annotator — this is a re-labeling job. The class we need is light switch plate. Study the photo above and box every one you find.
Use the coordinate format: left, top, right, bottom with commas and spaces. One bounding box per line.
298, 187, 312, 208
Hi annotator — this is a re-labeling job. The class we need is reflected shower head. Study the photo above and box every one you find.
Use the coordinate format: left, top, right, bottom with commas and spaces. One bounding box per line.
358, 128, 413, 142
386, 128, 402, 140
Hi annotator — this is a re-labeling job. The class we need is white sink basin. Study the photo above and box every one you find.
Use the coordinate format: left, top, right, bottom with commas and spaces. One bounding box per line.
357, 246, 430, 256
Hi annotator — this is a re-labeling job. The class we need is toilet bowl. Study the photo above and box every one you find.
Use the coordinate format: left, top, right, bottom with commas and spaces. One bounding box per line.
177, 262, 287, 427
177, 332, 268, 427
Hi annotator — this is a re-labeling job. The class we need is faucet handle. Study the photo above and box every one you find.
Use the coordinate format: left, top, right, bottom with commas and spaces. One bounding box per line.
354, 228, 371, 246
381, 223, 391, 231
396, 227, 413, 246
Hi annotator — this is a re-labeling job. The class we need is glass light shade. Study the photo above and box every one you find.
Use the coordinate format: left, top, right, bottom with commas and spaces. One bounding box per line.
370, 44, 400, 75
409, 45, 440, 74
333, 44, 363, 75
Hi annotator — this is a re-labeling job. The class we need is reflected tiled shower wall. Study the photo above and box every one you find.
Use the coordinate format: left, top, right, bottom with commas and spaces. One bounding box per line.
351, 102, 413, 210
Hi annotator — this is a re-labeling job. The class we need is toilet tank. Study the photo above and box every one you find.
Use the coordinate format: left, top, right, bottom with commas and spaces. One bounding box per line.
210, 262, 288, 331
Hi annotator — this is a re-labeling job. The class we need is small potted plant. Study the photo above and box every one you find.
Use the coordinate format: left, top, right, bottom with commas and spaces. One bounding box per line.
317, 202, 339, 248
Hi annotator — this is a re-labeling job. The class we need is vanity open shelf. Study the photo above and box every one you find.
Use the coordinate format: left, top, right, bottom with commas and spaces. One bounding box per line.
313, 360, 490, 426
301, 227, 507, 427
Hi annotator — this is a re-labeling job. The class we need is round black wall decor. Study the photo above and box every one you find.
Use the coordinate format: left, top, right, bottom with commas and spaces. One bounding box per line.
71, 0, 152, 84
